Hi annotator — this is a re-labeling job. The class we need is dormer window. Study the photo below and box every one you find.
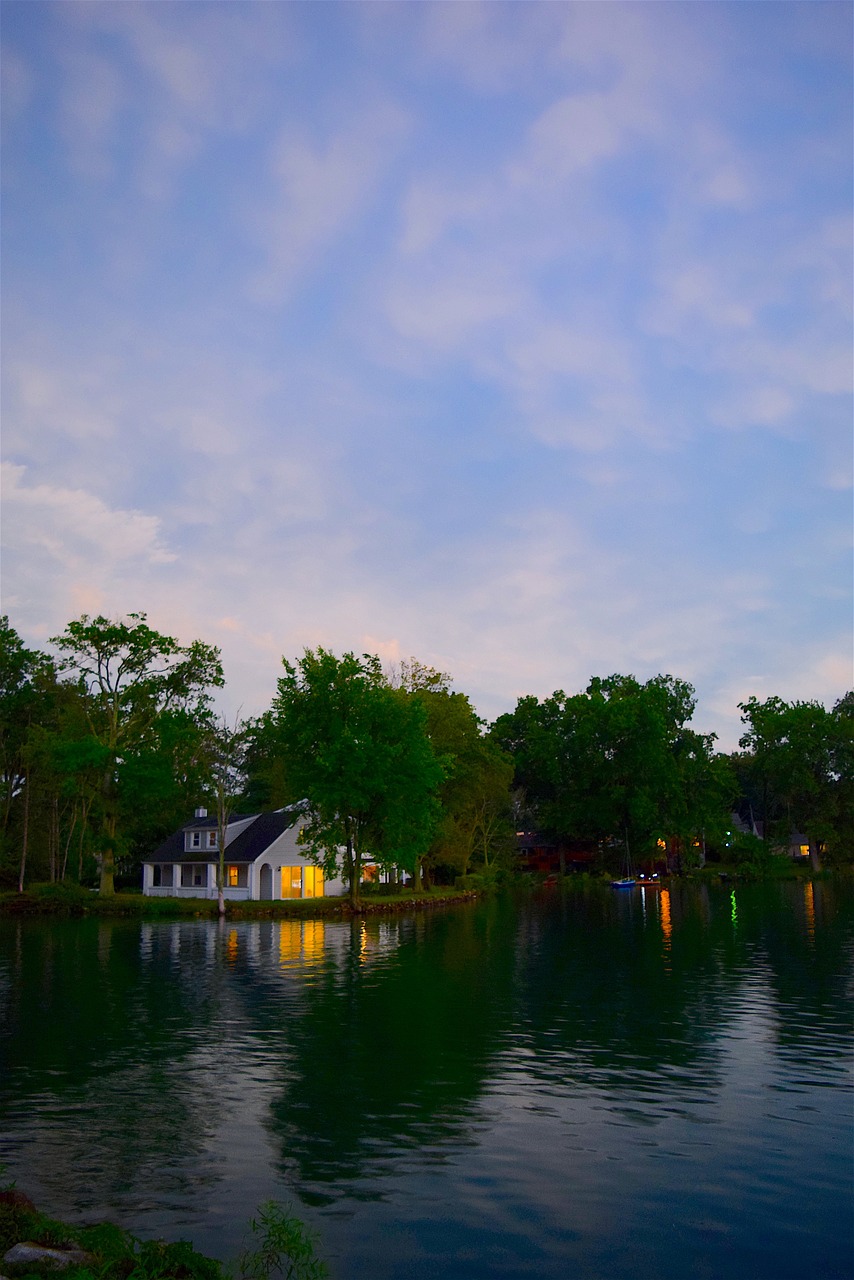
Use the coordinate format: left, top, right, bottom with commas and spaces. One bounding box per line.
207, 831, 217, 849
191, 831, 201, 848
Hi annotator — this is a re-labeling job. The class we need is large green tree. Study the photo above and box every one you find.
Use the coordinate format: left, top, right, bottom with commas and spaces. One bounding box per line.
271, 649, 444, 905
393, 662, 514, 884
492, 673, 732, 868
0, 618, 64, 888
114, 707, 218, 883
738, 693, 853, 867
51, 614, 223, 894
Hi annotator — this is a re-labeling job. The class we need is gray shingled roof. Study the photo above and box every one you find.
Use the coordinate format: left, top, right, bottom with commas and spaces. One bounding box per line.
148, 805, 306, 864
224, 807, 303, 863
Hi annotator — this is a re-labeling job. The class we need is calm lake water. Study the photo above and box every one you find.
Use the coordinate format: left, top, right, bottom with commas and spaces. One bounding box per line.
1, 881, 852, 1280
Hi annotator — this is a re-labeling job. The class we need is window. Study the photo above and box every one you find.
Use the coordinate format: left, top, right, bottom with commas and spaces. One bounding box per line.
227, 865, 238, 887
191, 831, 201, 848
303, 866, 324, 898
207, 831, 217, 849
281, 867, 302, 899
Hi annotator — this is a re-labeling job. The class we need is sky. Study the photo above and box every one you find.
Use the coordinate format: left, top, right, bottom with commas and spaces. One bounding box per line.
1, 0, 852, 750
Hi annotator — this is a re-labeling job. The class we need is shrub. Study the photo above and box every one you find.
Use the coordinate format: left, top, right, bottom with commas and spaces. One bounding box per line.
236, 1202, 327, 1280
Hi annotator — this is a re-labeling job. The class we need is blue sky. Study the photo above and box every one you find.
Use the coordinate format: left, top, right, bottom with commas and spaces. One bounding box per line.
2, 0, 851, 748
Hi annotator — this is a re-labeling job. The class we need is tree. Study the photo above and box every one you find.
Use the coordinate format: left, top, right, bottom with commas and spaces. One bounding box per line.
392, 663, 514, 883
271, 649, 444, 906
51, 614, 223, 894
240, 713, 297, 812
492, 673, 731, 870
738, 693, 853, 867
0, 618, 67, 890
114, 707, 218, 884
200, 713, 249, 916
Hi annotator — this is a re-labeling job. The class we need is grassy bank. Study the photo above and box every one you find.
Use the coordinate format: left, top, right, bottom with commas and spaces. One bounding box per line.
0, 1188, 326, 1280
0, 881, 479, 920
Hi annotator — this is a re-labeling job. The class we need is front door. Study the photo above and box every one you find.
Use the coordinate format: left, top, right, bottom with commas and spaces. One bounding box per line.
259, 863, 272, 900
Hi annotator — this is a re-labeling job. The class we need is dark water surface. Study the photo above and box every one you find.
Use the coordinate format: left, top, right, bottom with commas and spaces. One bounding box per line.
1, 882, 852, 1279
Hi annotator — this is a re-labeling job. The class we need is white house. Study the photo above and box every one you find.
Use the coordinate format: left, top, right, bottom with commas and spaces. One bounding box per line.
142, 805, 348, 901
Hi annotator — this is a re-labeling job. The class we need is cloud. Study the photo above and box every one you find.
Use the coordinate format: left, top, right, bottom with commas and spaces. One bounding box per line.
57, 45, 126, 181
247, 102, 410, 304
414, 1, 562, 93
0, 45, 33, 126
4, 360, 119, 452
2, 462, 176, 632
53, 1, 299, 200
2, 0, 849, 758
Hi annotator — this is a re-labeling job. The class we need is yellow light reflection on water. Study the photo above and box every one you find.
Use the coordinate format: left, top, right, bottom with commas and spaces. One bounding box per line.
226, 928, 238, 966
731, 889, 738, 928
278, 920, 302, 965
303, 919, 325, 961
804, 881, 816, 941
660, 888, 672, 964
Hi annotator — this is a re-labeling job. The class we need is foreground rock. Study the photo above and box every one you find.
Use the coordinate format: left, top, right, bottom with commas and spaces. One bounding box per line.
3, 1241, 92, 1269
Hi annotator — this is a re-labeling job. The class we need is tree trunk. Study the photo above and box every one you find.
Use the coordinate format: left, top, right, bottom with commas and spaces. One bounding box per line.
17, 774, 30, 894
809, 839, 822, 872
49, 794, 59, 883
346, 825, 360, 908
218, 847, 226, 917
78, 801, 89, 882
100, 814, 116, 895
61, 804, 76, 882
99, 773, 117, 895
99, 850, 116, 895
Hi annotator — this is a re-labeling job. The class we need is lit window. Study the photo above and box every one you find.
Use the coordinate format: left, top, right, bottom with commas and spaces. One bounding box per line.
227, 865, 239, 887
207, 831, 217, 848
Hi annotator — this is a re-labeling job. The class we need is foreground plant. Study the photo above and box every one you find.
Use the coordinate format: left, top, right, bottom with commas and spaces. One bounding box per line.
0, 1188, 326, 1280
236, 1201, 327, 1280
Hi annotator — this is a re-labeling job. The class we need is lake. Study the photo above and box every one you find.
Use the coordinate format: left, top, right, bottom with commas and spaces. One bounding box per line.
1, 881, 852, 1280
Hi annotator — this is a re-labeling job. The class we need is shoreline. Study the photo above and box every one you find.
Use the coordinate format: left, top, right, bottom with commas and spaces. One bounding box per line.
0, 884, 481, 921
0, 1188, 323, 1280
0, 865, 841, 920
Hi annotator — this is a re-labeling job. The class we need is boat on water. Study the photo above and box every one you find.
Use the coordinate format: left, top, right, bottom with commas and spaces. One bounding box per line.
637, 873, 662, 889
611, 830, 639, 889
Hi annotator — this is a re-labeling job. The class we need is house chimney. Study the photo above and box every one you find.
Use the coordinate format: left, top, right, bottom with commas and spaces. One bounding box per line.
195, 807, 207, 819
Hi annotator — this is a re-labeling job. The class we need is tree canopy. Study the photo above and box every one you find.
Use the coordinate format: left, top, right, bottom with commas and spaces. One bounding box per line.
492, 674, 734, 867
737, 693, 853, 867
271, 649, 445, 904
0, 609, 850, 892
49, 613, 223, 893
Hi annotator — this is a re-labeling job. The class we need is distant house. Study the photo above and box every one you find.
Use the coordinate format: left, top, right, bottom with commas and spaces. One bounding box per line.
142, 805, 348, 901
727, 811, 816, 861
515, 830, 595, 875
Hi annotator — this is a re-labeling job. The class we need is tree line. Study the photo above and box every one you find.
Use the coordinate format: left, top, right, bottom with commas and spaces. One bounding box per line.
1, 612, 851, 898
